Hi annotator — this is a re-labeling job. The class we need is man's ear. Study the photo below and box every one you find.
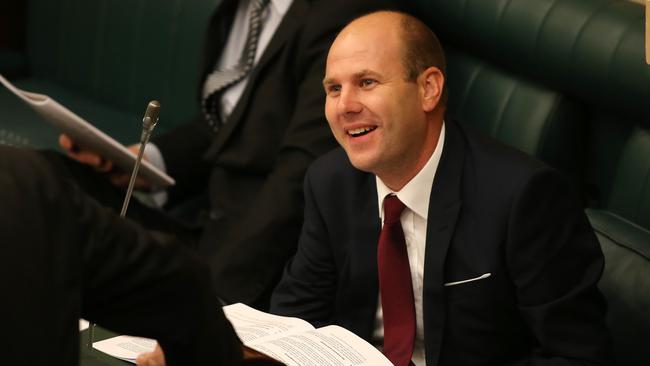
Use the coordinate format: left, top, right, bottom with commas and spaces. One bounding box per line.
419, 66, 444, 112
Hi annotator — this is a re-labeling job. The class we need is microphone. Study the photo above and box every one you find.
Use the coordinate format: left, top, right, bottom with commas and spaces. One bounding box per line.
119, 100, 161, 217
140, 100, 160, 144
88, 100, 161, 349
88, 100, 161, 350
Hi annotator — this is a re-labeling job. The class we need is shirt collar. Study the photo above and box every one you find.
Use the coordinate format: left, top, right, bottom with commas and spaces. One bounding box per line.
376, 122, 445, 221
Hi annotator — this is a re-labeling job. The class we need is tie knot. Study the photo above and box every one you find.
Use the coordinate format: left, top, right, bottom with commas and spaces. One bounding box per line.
252, 0, 270, 11
383, 195, 406, 225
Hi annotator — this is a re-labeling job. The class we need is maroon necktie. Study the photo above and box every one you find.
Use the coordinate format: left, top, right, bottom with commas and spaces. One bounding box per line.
378, 195, 416, 366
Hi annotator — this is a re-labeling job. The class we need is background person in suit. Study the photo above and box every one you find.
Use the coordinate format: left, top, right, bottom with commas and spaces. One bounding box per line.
57, 0, 393, 309
270, 11, 611, 366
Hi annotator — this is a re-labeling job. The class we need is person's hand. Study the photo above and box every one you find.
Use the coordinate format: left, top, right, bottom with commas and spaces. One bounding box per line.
59, 134, 152, 190
59, 134, 114, 173
136, 344, 165, 366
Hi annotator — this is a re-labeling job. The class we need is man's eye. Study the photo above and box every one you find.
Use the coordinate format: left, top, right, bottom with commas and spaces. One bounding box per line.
361, 79, 376, 87
327, 85, 341, 95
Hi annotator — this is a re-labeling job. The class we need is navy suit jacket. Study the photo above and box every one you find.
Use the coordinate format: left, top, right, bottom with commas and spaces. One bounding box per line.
271, 120, 611, 365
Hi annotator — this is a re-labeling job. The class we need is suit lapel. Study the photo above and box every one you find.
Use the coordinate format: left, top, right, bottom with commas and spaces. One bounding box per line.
205, 0, 309, 157
423, 121, 464, 366
200, 0, 238, 80
351, 173, 382, 338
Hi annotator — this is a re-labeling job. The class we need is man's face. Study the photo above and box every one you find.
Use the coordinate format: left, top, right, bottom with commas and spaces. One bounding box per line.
323, 19, 435, 185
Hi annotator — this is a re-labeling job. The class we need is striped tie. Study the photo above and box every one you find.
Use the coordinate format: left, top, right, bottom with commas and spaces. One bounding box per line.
202, 0, 270, 133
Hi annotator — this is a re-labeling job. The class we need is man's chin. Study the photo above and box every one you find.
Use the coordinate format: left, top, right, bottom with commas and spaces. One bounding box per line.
345, 152, 378, 174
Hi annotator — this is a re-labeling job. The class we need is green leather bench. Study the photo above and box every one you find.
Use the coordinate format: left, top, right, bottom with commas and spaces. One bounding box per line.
0, 0, 221, 148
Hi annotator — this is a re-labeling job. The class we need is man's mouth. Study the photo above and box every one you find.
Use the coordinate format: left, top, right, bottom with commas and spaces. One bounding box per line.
347, 126, 377, 137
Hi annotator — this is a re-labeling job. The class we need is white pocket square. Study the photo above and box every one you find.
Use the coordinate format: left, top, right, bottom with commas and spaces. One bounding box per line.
444, 273, 491, 287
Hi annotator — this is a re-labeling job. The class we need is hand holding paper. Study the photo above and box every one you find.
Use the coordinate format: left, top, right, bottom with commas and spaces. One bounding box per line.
59, 134, 153, 190
0, 74, 174, 187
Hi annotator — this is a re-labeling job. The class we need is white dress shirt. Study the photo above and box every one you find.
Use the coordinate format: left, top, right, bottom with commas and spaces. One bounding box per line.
373, 123, 446, 366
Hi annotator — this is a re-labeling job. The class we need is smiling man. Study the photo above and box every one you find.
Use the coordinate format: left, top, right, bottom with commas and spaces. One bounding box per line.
271, 11, 611, 366
321, 20, 444, 192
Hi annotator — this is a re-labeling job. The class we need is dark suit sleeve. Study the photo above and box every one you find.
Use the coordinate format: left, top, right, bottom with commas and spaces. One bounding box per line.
0, 146, 242, 366
152, 115, 213, 205
505, 168, 611, 365
269, 166, 339, 325
79, 211, 243, 366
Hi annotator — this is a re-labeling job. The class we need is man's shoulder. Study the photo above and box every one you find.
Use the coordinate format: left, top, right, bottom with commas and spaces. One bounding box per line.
451, 119, 573, 196
305, 147, 373, 192
307, 147, 358, 179
454, 120, 551, 176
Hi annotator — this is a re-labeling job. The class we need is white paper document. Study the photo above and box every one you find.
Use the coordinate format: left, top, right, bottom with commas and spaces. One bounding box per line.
93, 335, 157, 364
246, 325, 390, 366
0, 74, 174, 187
223, 302, 315, 343
92, 303, 391, 366
223, 303, 392, 366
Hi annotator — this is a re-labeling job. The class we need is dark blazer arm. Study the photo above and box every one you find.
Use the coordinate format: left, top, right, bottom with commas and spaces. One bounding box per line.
505, 168, 612, 366
151, 115, 213, 205
76, 206, 242, 365
270, 167, 338, 326
0, 147, 242, 366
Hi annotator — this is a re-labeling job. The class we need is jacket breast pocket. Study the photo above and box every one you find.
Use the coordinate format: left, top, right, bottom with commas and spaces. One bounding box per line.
444, 273, 495, 302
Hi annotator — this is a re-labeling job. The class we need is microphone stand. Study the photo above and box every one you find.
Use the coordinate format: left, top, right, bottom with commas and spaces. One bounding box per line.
87, 100, 160, 350
120, 102, 160, 217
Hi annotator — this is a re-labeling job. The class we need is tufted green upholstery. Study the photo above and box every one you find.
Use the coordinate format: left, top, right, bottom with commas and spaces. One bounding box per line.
586, 114, 650, 230
606, 127, 650, 228
445, 48, 585, 182
0, 0, 221, 147
411, 0, 650, 121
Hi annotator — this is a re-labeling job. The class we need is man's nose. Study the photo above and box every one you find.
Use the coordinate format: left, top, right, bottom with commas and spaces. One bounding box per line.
338, 88, 363, 116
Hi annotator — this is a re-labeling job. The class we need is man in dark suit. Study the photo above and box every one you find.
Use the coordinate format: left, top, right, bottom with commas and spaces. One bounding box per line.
0, 146, 243, 366
58, 0, 392, 308
270, 11, 611, 365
